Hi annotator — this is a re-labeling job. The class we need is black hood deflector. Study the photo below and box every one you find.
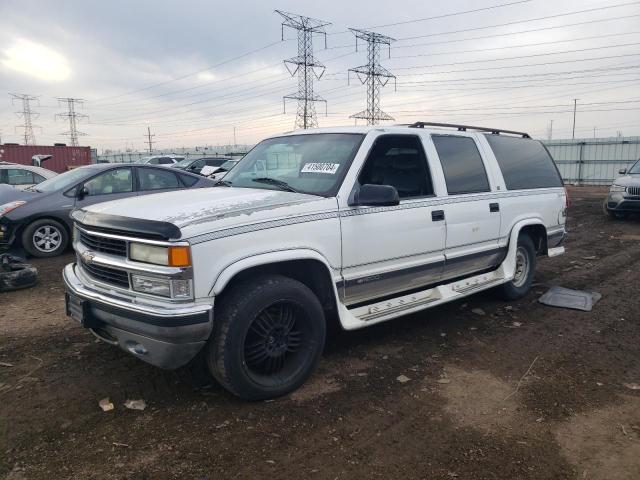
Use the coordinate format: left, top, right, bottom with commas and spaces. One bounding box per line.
71, 209, 182, 240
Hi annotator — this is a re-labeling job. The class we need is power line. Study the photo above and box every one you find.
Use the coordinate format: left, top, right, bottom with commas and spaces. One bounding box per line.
276, 10, 331, 129
348, 28, 396, 124
9, 93, 40, 145
55, 97, 88, 146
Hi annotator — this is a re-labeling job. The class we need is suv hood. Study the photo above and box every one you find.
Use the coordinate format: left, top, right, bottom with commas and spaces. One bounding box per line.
82, 187, 334, 239
614, 174, 640, 187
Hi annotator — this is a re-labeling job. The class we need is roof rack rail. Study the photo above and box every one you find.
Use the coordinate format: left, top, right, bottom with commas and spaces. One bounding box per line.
407, 121, 530, 138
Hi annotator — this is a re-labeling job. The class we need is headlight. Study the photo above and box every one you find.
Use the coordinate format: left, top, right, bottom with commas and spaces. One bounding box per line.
610, 184, 626, 193
129, 243, 191, 267
0, 200, 26, 217
131, 274, 193, 299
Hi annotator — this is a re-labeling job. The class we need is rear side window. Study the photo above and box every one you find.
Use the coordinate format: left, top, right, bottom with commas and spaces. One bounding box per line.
138, 168, 180, 190
432, 135, 490, 195
485, 135, 563, 190
179, 173, 199, 187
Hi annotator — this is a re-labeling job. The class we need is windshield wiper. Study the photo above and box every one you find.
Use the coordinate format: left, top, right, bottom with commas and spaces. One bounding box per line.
251, 177, 300, 193
214, 180, 233, 187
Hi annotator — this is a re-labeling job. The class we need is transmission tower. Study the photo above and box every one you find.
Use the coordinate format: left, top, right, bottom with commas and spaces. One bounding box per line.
55, 97, 88, 146
348, 29, 396, 125
10, 93, 40, 145
276, 10, 331, 130
144, 126, 155, 154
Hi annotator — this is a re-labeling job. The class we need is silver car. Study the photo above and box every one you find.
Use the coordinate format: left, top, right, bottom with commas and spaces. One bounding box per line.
0, 162, 57, 190
604, 159, 640, 219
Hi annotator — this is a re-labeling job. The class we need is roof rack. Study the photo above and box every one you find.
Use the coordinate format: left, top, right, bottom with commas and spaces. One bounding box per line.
406, 121, 530, 138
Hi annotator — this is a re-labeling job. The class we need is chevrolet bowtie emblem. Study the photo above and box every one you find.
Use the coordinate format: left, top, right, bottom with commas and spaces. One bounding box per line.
81, 251, 95, 263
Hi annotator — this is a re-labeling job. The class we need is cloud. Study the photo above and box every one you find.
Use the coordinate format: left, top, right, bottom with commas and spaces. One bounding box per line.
1, 38, 71, 82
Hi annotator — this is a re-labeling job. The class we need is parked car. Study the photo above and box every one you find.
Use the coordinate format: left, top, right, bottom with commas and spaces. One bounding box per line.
172, 157, 231, 175
139, 156, 183, 165
205, 159, 239, 180
0, 163, 214, 257
63, 123, 567, 400
603, 158, 640, 219
0, 163, 57, 190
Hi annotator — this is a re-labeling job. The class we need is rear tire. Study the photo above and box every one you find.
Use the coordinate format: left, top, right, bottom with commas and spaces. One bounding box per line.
21, 219, 69, 258
206, 274, 326, 401
495, 235, 536, 301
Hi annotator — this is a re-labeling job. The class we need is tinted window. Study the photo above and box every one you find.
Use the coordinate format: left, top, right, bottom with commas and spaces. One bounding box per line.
158, 157, 174, 165
205, 159, 227, 167
7, 169, 35, 185
629, 160, 640, 174
432, 135, 490, 195
84, 168, 133, 195
485, 135, 563, 189
179, 173, 199, 187
139, 168, 180, 190
358, 135, 433, 199
32, 172, 46, 184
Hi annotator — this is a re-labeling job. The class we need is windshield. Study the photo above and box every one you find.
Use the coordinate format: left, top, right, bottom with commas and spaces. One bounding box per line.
220, 160, 238, 170
173, 159, 193, 167
223, 133, 364, 196
33, 167, 94, 192
629, 160, 640, 174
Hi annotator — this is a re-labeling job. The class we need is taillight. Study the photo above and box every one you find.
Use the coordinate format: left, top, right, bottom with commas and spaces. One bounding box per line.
564, 187, 571, 209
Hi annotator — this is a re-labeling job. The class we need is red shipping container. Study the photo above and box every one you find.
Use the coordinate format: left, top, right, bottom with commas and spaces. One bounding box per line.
0, 144, 92, 173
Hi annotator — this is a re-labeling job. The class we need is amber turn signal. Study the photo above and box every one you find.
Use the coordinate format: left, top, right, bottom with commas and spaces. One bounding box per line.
168, 246, 191, 267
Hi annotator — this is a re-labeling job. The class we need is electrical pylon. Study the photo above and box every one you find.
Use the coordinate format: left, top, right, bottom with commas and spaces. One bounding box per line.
276, 10, 331, 130
348, 28, 396, 125
55, 97, 88, 146
10, 93, 40, 145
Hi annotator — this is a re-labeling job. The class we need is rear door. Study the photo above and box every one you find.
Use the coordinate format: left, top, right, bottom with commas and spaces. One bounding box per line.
339, 133, 446, 306
428, 133, 503, 280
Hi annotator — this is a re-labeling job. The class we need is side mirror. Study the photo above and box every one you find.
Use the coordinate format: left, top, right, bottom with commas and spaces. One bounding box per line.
77, 186, 89, 199
350, 184, 400, 207
619, 168, 627, 175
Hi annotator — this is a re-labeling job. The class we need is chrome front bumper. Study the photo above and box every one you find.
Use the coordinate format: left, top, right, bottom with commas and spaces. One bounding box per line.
63, 263, 213, 369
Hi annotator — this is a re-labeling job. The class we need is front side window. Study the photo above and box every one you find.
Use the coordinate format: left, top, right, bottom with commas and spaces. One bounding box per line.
485, 134, 563, 190
7, 169, 35, 185
138, 167, 180, 190
432, 135, 490, 195
84, 168, 133, 195
223, 133, 364, 196
358, 135, 434, 199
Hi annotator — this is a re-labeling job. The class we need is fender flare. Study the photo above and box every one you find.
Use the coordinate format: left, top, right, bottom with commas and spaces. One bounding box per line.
501, 218, 546, 279
209, 248, 341, 297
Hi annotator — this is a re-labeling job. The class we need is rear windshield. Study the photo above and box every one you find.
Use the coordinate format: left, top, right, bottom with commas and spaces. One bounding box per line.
485, 135, 563, 190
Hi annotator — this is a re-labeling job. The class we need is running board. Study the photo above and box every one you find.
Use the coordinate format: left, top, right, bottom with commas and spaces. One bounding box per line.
547, 246, 565, 257
350, 269, 507, 323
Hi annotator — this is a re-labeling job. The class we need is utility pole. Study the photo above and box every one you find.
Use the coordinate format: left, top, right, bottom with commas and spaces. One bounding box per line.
55, 97, 88, 146
572, 98, 579, 140
233, 126, 237, 149
348, 28, 396, 125
276, 10, 331, 130
10, 93, 40, 145
547, 119, 554, 140
593, 126, 596, 138
144, 126, 155, 154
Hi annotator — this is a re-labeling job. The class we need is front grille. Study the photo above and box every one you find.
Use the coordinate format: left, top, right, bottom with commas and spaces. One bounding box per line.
627, 186, 640, 197
79, 230, 127, 257
79, 257, 129, 288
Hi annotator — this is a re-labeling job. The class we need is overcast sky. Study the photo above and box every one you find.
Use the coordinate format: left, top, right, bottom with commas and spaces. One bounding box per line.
0, 0, 638, 151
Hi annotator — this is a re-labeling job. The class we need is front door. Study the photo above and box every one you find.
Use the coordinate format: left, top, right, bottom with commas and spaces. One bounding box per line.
74, 167, 135, 210
340, 134, 446, 306
428, 134, 503, 280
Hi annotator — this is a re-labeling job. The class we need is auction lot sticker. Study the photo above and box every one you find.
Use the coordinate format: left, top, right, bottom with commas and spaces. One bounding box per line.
301, 163, 340, 174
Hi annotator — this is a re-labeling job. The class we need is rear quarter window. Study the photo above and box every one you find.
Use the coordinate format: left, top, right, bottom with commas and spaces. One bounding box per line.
485, 135, 563, 190
179, 173, 199, 187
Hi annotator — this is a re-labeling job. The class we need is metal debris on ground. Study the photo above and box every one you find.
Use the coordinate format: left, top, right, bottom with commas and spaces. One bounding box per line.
538, 286, 602, 312
123, 399, 147, 410
99, 398, 114, 412
0, 362, 14, 367
623, 383, 640, 391
396, 375, 411, 383
437, 378, 451, 384
471, 308, 486, 316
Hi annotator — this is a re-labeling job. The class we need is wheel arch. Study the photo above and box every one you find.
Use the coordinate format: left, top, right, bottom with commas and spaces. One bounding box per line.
210, 250, 342, 327
18, 215, 72, 244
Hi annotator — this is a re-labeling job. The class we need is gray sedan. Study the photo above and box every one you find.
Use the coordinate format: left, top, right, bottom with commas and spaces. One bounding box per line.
0, 163, 215, 257
604, 159, 640, 219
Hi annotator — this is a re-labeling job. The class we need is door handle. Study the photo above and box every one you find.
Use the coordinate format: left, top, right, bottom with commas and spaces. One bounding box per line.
431, 210, 445, 221
489, 202, 500, 213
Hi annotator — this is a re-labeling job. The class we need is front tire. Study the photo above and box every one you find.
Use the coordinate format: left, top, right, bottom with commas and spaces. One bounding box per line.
495, 235, 536, 301
206, 274, 326, 401
21, 219, 69, 258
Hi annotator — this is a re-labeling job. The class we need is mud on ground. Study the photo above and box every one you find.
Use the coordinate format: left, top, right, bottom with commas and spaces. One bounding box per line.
1, 186, 640, 480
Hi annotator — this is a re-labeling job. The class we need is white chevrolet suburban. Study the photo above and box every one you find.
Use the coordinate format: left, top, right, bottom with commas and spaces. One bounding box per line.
63, 122, 567, 400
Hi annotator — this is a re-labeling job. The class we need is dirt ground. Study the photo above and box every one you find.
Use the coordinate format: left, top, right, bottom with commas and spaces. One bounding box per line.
1, 186, 640, 480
